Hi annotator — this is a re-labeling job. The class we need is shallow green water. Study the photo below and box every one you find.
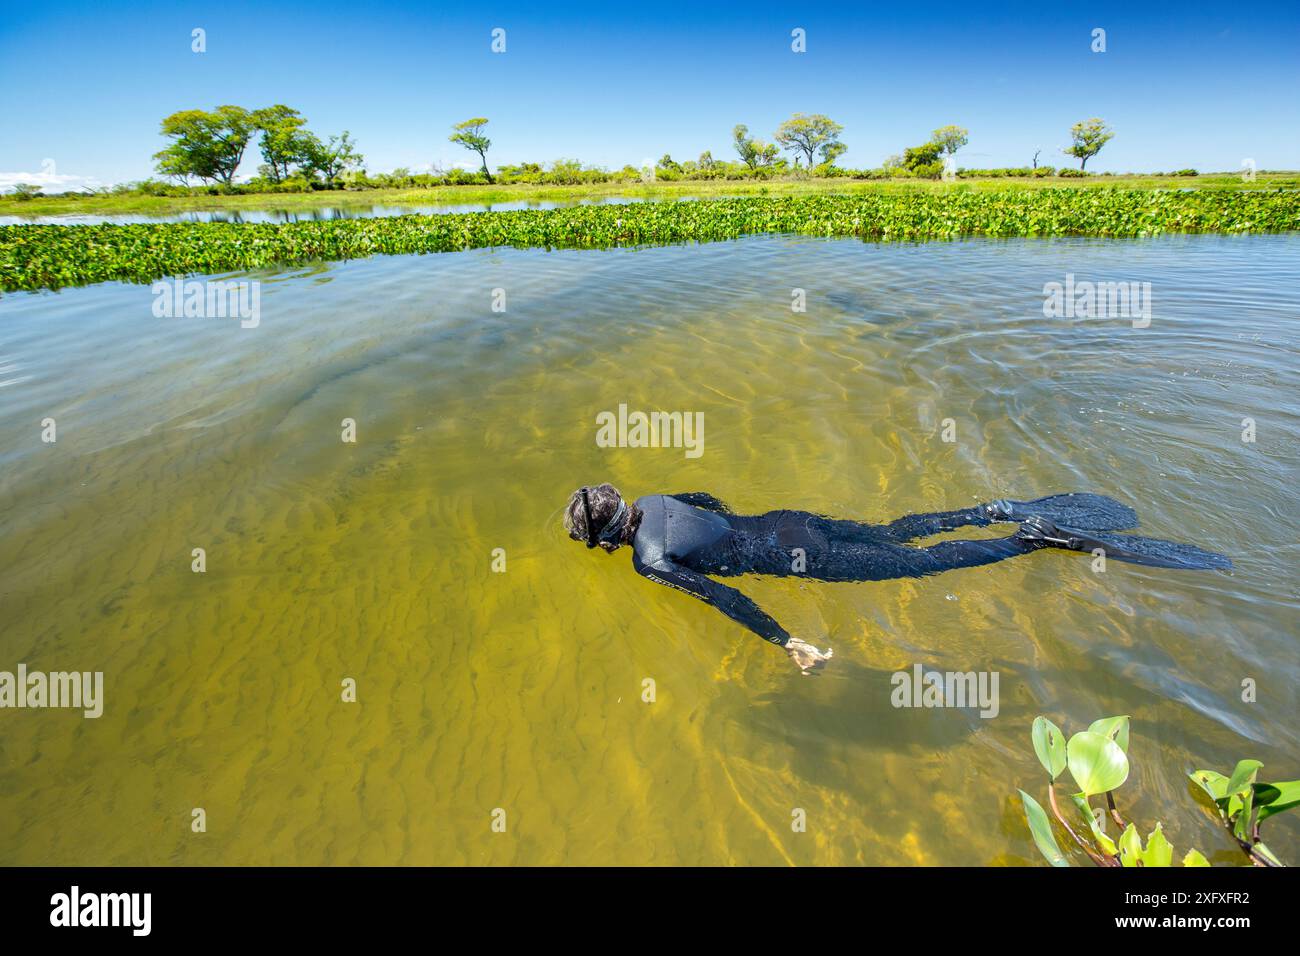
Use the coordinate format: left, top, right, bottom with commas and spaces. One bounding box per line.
1, 234, 1296, 865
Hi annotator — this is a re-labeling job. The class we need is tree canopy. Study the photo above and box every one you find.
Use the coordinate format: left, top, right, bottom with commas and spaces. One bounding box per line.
301, 131, 363, 185
253, 105, 310, 183
154, 105, 361, 186
732, 125, 778, 169
1065, 118, 1114, 170
450, 118, 493, 184
153, 106, 255, 186
931, 125, 969, 157
773, 114, 844, 168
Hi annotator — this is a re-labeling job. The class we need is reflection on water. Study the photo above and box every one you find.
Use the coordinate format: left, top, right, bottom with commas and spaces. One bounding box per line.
0, 235, 1296, 865
0, 196, 647, 226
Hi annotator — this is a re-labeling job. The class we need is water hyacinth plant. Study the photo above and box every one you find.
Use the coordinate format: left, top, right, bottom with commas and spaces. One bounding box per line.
1017, 715, 1296, 867
1190, 761, 1299, 867
3, 188, 1299, 292
1017, 715, 1183, 868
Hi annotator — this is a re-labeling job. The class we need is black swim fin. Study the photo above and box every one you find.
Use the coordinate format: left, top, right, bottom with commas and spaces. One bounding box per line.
990, 493, 1138, 531
1015, 517, 1232, 571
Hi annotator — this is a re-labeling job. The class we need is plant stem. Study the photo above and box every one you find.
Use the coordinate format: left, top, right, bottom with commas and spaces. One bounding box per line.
1106, 791, 1127, 829
1048, 784, 1111, 866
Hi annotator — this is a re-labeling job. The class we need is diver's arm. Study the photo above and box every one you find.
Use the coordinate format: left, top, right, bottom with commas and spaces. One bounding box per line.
634, 557, 789, 647
668, 492, 733, 514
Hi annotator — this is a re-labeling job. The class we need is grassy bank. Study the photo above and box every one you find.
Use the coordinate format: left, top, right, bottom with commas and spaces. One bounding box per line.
3, 189, 1298, 292
2, 173, 1296, 218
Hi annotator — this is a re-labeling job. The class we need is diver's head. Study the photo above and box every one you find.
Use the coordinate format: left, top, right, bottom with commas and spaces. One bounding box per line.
563, 483, 640, 553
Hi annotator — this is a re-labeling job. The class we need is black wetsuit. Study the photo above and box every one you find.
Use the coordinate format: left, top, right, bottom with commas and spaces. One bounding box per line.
630, 492, 1230, 647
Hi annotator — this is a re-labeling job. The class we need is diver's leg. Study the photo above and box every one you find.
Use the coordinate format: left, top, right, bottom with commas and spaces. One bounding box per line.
811, 533, 1034, 581
903, 535, 1035, 575
881, 493, 1139, 541
879, 505, 1000, 542
806, 516, 1229, 583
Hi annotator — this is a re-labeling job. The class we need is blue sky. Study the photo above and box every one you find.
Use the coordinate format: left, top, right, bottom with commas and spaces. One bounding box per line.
1, 0, 1297, 189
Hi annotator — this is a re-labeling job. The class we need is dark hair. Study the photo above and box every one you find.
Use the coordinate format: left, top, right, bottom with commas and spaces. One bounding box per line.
563, 483, 642, 552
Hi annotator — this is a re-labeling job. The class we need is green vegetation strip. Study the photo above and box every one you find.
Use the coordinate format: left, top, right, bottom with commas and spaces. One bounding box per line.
3, 189, 1298, 292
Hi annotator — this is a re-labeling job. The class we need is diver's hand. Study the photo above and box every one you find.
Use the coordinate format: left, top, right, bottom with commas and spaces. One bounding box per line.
785, 637, 833, 674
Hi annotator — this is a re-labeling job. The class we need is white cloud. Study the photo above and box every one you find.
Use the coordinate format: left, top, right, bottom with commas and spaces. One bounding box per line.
0, 169, 103, 193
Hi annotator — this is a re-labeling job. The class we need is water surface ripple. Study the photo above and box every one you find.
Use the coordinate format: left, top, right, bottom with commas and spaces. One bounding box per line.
0, 234, 1296, 865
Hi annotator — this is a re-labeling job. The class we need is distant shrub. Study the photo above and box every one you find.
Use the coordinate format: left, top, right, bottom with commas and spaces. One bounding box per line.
545, 159, 603, 185
1058, 168, 1089, 178
132, 179, 187, 196
903, 142, 943, 171
958, 167, 1037, 178
1173, 169, 1199, 177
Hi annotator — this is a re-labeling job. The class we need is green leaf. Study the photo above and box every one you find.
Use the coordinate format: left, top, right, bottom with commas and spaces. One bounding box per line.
1032, 717, 1068, 780
1220, 760, 1262, 835
1140, 823, 1174, 867
1088, 715, 1131, 754
1067, 731, 1130, 797
1019, 790, 1069, 867
1233, 787, 1256, 842
1118, 823, 1142, 867
1189, 769, 1228, 802
1070, 793, 1116, 856
1190, 769, 1243, 820
1253, 780, 1300, 823
1224, 759, 1262, 798
1182, 848, 1210, 867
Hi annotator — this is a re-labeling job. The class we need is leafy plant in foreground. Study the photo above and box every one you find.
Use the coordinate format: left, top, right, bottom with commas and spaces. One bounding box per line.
1018, 715, 1295, 867
1190, 761, 1298, 867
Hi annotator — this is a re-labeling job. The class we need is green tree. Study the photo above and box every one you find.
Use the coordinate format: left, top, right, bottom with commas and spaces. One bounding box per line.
732, 125, 778, 169
930, 125, 969, 157
302, 131, 363, 186
1064, 118, 1114, 170
903, 141, 943, 170
153, 106, 255, 186
253, 105, 311, 183
820, 141, 847, 166
773, 113, 843, 169
449, 118, 493, 183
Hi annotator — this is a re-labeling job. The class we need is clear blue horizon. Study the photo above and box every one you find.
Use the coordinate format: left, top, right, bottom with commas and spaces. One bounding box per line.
2, 0, 1297, 190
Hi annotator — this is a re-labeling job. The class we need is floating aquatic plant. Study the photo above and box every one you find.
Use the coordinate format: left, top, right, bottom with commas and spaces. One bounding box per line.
1018, 714, 1295, 867
2, 189, 1298, 292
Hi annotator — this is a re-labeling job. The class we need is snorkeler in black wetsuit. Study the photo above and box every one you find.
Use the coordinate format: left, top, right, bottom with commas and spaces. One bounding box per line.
562, 484, 1232, 673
